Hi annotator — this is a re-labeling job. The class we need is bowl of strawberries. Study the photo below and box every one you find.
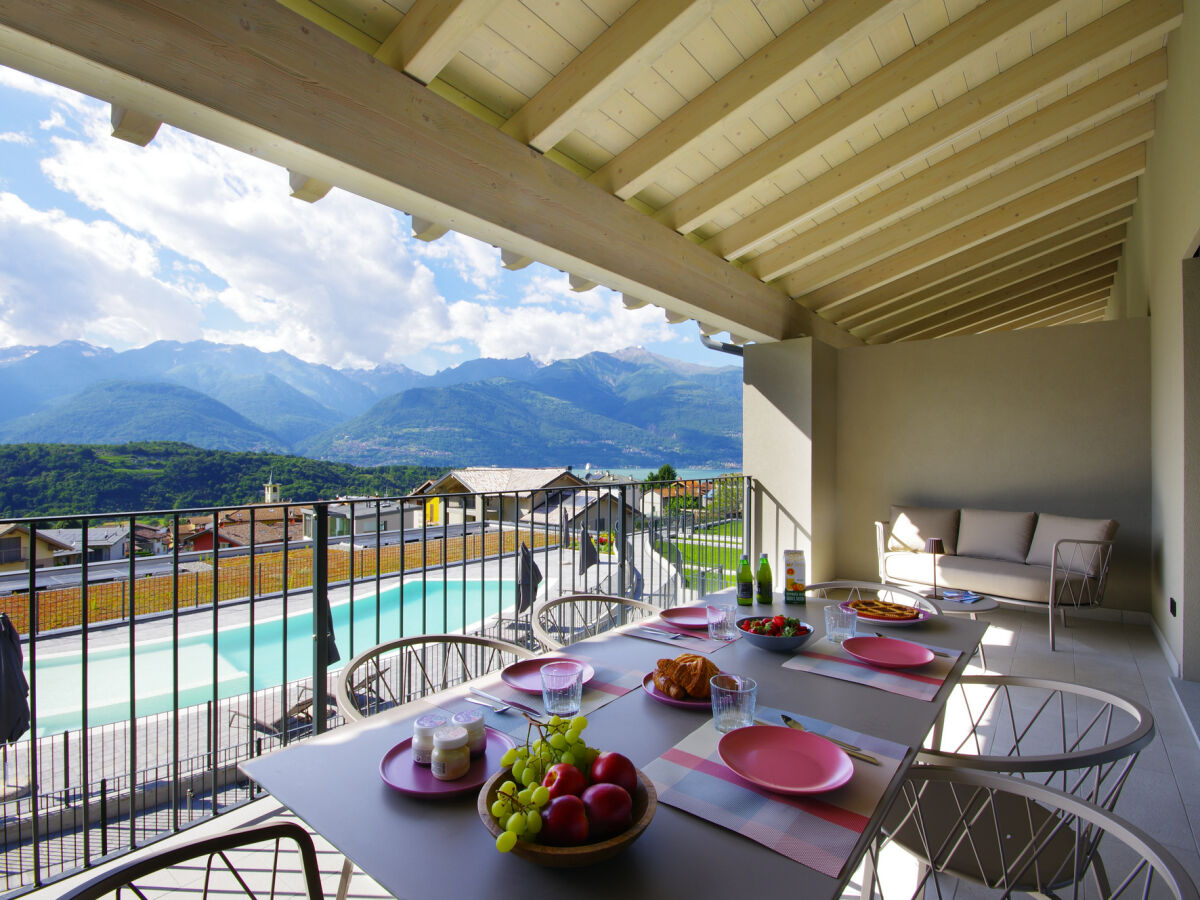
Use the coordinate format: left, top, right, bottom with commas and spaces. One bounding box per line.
736, 614, 813, 652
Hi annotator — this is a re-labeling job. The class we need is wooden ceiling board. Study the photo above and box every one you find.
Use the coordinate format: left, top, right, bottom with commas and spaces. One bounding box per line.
710, 0, 775, 58
902, 0, 950, 44
520, 0, 610, 50
1005, 294, 1111, 331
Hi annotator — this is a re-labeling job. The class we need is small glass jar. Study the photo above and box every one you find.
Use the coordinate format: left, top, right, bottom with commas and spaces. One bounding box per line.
410, 714, 447, 767
451, 710, 487, 757
430, 725, 471, 781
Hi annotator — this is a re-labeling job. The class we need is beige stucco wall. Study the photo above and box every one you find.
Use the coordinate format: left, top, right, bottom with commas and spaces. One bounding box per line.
743, 339, 838, 582
1111, 0, 1200, 677
832, 319, 1151, 613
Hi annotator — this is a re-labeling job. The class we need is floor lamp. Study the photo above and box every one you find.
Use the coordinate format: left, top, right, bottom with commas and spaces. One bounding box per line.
925, 537, 944, 599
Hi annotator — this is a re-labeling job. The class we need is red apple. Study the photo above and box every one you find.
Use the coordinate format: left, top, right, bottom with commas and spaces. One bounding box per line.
540, 794, 589, 846
542, 762, 587, 799
581, 782, 632, 839
589, 751, 637, 795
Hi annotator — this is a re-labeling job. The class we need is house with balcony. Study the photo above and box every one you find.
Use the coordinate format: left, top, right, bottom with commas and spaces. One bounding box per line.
415, 468, 586, 526
39, 526, 131, 565
299, 498, 417, 540
0, 524, 74, 572
3, 0, 1200, 894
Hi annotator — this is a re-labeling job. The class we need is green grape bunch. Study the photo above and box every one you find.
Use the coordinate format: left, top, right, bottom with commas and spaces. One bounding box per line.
489, 714, 597, 853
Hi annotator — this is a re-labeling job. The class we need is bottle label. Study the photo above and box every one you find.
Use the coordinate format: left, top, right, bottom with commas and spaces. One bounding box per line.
783, 549, 806, 604
756, 579, 771, 602
736, 581, 753, 603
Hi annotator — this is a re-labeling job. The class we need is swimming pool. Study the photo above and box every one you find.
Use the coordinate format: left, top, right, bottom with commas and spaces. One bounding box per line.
29, 578, 516, 736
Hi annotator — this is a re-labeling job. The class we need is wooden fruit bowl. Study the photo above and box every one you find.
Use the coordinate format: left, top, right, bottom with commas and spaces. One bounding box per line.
477, 766, 657, 867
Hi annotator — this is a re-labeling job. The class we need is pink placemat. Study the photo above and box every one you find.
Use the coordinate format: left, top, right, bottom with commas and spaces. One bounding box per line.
781, 637, 960, 701
643, 706, 907, 877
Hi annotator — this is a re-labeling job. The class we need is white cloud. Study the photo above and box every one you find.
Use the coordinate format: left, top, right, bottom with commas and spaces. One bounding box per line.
39, 111, 65, 131
0, 132, 32, 145
0, 66, 93, 113
414, 231, 501, 292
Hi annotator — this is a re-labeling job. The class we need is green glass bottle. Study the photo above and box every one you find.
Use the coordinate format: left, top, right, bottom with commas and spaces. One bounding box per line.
735, 554, 753, 605
755, 553, 773, 604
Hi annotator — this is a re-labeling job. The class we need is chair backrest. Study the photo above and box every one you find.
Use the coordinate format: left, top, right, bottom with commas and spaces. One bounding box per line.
334, 634, 538, 722
919, 675, 1155, 811
805, 580, 943, 614
876, 766, 1197, 900
532, 594, 658, 651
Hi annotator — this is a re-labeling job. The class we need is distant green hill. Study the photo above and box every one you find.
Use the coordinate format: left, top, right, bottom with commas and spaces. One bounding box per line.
0, 442, 446, 517
0, 381, 287, 451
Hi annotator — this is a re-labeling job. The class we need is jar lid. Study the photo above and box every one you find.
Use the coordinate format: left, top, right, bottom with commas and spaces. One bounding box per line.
451, 710, 484, 729
433, 725, 469, 749
413, 714, 447, 737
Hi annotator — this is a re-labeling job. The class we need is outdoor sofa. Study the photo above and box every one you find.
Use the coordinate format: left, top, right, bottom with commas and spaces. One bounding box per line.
876, 505, 1117, 649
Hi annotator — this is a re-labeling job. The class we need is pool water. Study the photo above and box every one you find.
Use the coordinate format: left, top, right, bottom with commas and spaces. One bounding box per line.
29, 579, 515, 736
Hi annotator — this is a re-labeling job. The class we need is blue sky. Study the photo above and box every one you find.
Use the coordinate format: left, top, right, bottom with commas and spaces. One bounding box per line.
0, 67, 740, 375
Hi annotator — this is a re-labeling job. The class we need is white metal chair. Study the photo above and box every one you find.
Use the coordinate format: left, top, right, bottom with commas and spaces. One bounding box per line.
867, 767, 1197, 899
805, 580, 943, 614
531, 593, 658, 651
333, 633, 538, 723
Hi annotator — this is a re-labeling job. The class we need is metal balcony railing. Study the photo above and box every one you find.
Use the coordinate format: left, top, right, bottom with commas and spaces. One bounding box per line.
0, 475, 748, 895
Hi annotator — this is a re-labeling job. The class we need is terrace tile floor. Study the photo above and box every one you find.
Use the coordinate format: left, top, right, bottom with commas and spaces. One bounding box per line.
45, 607, 1200, 898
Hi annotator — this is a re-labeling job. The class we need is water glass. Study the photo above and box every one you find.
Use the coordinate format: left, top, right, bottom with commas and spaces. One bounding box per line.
541, 660, 584, 717
710, 673, 756, 733
825, 604, 857, 643
706, 600, 737, 641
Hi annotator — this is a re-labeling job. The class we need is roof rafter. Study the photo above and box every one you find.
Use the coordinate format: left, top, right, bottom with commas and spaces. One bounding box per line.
501, 0, 717, 151
655, 0, 1073, 235
588, 0, 910, 199
375, 0, 500, 85
1001, 292, 1111, 331
793, 148, 1145, 310
955, 279, 1117, 336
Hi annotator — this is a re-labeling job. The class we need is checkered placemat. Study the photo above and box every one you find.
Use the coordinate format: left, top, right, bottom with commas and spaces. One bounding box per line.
781, 637, 960, 701
435, 659, 645, 739
643, 705, 908, 877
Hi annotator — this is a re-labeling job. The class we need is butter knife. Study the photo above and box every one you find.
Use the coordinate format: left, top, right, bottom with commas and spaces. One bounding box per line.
640, 625, 702, 641
780, 714, 880, 766
469, 687, 542, 717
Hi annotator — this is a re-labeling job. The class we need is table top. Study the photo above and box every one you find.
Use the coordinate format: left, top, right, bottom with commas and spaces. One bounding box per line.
241, 597, 985, 900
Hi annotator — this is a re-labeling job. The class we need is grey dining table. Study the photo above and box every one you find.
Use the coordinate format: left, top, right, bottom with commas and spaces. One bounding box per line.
240, 594, 986, 900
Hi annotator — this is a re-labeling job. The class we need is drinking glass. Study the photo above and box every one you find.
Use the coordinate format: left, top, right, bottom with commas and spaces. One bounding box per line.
541, 661, 584, 716
706, 599, 737, 641
710, 673, 756, 732
824, 604, 857, 643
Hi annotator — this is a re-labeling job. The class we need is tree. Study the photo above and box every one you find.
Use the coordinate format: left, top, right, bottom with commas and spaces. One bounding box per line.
643, 463, 678, 484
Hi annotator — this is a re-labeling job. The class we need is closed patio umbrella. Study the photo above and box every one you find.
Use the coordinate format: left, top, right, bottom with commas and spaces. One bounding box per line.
517, 542, 542, 615
318, 594, 339, 665
578, 524, 600, 574
0, 613, 29, 744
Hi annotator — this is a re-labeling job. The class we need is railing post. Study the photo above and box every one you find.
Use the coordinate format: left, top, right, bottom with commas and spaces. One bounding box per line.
313, 503, 331, 734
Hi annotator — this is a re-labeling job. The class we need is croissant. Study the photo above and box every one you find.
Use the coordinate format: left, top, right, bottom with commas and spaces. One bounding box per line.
656, 654, 719, 699
652, 668, 687, 700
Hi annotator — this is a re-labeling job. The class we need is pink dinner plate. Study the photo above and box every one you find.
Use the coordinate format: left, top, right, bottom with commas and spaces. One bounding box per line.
500, 656, 596, 694
842, 635, 935, 669
718, 726, 854, 795
641, 672, 712, 710
379, 727, 516, 798
659, 606, 710, 629
839, 600, 932, 627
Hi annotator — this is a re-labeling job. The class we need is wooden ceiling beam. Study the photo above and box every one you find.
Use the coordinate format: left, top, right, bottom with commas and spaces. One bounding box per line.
851, 222, 1126, 339
655, 0, 1072, 235
0, 0, 853, 347
588, 0, 910, 199
925, 269, 1118, 339
288, 170, 333, 202
747, 70, 1160, 283
374, 0, 500, 85
1004, 293, 1111, 330
879, 248, 1122, 342
705, 34, 1171, 262
793, 149, 1144, 311
827, 191, 1135, 323
110, 104, 162, 146
779, 108, 1151, 293
963, 284, 1113, 335
501, 0, 716, 152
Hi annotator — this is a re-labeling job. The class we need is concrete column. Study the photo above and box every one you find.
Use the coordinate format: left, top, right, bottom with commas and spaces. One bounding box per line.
742, 338, 838, 581
1182, 257, 1200, 679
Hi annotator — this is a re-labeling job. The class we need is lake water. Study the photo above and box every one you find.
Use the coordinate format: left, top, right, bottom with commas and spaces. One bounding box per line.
30, 578, 515, 736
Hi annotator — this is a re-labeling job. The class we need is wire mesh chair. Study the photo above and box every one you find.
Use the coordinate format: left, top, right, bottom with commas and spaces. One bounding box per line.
58, 821, 323, 900
805, 580, 943, 614
867, 767, 1197, 900
333, 634, 538, 724
531, 594, 658, 651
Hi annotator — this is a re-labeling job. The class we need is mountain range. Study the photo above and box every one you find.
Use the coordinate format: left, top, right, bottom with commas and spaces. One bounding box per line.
0, 341, 742, 468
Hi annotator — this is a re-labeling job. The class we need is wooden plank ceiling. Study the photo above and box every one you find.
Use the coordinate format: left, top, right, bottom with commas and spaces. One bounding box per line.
0, 0, 1184, 347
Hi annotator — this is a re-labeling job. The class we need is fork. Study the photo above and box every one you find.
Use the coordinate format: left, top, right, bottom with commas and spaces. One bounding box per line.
464, 695, 511, 713
779, 714, 880, 766
640, 626, 699, 641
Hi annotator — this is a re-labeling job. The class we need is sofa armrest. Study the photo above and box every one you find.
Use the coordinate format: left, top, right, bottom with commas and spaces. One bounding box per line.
875, 520, 888, 581
1050, 538, 1114, 610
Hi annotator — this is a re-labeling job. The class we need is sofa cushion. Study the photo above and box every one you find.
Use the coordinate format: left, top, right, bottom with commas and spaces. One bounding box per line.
1025, 514, 1117, 576
887, 505, 960, 556
882, 552, 1086, 604
956, 508, 1036, 562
